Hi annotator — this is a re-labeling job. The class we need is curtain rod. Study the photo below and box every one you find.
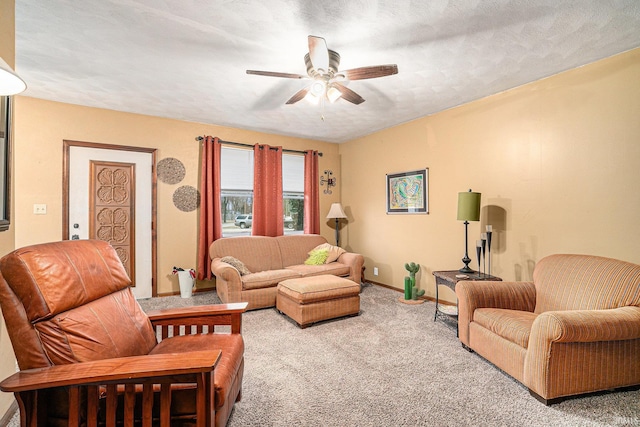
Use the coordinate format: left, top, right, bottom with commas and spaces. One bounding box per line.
195, 136, 322, 157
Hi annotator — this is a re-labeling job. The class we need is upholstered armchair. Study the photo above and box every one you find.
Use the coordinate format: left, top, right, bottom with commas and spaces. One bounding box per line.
0, 239, 247, 426
456, 254, 640, 404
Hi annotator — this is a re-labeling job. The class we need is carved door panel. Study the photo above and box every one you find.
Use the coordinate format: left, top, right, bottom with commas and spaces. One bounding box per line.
66, 142, 155, 299
89, 161, 136, 284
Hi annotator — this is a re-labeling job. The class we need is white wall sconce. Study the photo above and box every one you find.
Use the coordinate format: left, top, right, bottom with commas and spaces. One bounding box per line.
320, 170, 336, 194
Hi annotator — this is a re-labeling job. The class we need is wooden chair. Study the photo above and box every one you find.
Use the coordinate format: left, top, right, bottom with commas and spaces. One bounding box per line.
0, 239, 247, 426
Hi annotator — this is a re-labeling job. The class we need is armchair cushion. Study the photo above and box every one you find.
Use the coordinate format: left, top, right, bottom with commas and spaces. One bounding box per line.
150, 333, 244, 410
473, 308, 536, 348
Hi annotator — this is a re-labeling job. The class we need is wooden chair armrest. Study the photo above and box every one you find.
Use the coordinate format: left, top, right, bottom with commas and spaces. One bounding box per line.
148, 302, 248, 336
0, 350, 220, 393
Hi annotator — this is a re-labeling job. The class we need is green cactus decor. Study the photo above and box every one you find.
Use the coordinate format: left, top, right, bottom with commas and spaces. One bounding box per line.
404, 262, 425, 300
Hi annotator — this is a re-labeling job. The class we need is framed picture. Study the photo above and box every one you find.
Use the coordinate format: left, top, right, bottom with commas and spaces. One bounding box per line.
386, 169, 428, 214
0, 96, 10, 232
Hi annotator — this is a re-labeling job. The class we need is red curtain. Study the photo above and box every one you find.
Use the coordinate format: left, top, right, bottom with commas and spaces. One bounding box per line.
196, 136, 222, 280
252, 144, 283, 237
304, 150, 320, 234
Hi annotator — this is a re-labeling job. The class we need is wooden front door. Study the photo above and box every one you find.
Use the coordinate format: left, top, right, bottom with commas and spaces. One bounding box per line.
89, 161, 136, 282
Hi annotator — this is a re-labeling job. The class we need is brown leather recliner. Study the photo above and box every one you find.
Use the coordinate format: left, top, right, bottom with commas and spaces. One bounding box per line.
0, 239, 247, 426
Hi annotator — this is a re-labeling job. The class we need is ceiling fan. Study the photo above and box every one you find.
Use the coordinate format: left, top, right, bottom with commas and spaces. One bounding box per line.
246, 35, 398, 106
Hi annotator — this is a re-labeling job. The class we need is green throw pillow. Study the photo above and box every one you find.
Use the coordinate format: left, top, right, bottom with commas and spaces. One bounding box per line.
304, 249, 329, 265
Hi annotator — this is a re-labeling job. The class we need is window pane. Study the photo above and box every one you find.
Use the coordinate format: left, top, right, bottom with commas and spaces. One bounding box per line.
283, 154, 304, 235
221, 147, 253, 237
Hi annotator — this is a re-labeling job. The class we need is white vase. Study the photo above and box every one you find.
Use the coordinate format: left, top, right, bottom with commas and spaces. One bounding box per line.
177, 271, 194, 298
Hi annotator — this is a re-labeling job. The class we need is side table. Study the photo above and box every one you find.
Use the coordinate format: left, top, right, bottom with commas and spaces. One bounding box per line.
432, 270, 502, 335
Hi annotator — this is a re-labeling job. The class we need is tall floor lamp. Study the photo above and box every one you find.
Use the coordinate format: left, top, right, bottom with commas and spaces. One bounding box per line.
457, 190, 481, 273
327, 203, 347, 246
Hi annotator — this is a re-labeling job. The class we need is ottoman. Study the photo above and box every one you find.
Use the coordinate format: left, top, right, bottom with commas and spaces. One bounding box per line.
276, 275, 361, 328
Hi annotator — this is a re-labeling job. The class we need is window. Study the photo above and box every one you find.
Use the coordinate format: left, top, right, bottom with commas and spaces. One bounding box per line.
221, 147, 253, 237
220, 147, 304, 237
282, 153, 304, 235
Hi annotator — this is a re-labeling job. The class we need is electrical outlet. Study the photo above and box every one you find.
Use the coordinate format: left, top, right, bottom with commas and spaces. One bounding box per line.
33, 204, 47, 215
373, 267, 379, 276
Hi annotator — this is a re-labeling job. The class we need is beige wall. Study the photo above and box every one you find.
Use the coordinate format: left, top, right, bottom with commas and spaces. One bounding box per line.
340, 48, 640, 303
0, 0, 18, 418
13, 97, 340, 295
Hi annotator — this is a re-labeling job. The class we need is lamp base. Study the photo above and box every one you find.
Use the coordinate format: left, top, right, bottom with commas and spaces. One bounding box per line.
459, 266, 475, 274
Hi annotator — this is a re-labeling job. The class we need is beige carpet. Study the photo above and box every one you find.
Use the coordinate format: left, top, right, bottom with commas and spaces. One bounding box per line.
8, 284, 640, 426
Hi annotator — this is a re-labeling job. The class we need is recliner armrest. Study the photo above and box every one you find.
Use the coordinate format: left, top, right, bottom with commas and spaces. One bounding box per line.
0, 350, 220, 393
148, 302, 248, 335
0, 351, 221, 426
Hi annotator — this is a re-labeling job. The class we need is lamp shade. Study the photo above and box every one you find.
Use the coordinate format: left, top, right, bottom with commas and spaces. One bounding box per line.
0, 57, 26, 96
326, 203, 347, 219
457, 191, 481, 221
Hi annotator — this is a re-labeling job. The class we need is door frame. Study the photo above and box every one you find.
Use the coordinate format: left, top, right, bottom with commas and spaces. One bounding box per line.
62, 140, 158, 296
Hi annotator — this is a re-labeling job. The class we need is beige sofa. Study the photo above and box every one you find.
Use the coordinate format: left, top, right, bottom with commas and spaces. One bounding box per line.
210, 234, 364, 310
456, 254, 640, 404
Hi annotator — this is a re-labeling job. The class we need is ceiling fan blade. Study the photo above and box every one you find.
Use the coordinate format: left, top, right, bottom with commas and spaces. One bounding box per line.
332, 83, 365, 105
308, 35, 329, 72
285, 86, 311, 104
246, 70, 306, 79
342, 65, 398, 80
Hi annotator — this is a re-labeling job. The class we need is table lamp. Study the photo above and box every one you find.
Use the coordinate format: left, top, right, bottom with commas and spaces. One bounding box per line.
326, 203, 347, 246
457, 189, 481, 273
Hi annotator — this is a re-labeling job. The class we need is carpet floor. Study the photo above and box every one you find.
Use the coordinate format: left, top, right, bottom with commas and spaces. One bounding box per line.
7, 284, 639, 426
146, 284, 639, 426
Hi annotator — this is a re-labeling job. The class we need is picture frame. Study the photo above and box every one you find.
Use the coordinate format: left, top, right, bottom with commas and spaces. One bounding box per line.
386, 168, 428, 214
0, 96, 10, 232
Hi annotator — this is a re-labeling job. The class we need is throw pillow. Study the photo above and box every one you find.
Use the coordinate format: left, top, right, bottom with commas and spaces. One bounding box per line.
310, 243, 346, 263
220, 256, 251, 275
304, 249, 329, 265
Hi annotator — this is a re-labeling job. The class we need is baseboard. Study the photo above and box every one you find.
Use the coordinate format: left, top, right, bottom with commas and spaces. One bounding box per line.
0, 400, 18, 426
157, 287, 216, 297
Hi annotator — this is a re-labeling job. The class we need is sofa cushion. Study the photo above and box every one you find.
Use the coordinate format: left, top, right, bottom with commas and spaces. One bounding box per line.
210, 236, 283, 273
276, 234, 329, 267
473, 308, 537, 349
286, 262, 351, 278
241, 269, 301, 290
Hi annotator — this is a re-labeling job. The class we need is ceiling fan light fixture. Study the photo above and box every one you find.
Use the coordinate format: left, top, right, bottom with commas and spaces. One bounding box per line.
327, 85, 341, 103
310, 80, 326, 97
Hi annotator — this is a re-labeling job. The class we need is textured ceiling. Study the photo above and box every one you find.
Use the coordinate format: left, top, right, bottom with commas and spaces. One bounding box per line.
14, 1, 640, 143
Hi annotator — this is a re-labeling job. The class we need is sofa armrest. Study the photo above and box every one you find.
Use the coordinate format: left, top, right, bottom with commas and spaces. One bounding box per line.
210, 258, 244, 302
456, 280, 536, 346
337, 252, 364, 284
211, 259, 242, 283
